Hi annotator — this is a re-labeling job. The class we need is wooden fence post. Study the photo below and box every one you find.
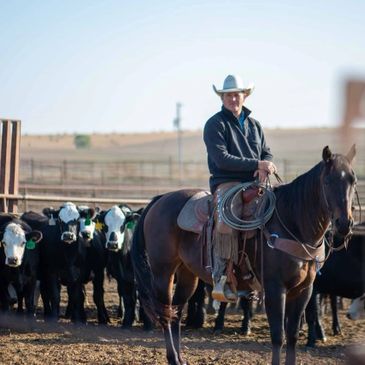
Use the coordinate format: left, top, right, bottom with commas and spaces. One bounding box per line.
0, 119, 21, 213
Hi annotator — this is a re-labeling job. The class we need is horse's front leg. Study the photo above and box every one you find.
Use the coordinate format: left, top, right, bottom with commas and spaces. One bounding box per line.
285, 285, 313, 365
265, 283, 286, 365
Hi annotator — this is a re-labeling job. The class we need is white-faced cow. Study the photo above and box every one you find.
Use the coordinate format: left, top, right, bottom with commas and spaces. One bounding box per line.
21, 202, 82, 322
96, 204, 152, 329
347, 293, 365, 320
0, 213, 42, 316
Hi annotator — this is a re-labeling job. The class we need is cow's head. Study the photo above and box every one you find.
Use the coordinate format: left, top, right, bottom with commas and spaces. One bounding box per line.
77, 206, 97, 246
43, 202, 79, 244
347, 294, 365, 320
99, 205, 137, 252
0, 219, 42, 267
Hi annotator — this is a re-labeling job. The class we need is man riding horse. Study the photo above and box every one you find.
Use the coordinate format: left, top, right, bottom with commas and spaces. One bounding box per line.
203, 74, 278, 302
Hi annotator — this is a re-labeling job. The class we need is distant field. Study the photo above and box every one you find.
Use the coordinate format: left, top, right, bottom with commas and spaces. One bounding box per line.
21, 128, 365, 173
22, 127, 364, 158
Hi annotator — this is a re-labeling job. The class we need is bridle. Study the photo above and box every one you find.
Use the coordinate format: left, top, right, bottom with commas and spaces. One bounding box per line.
273, 170, 357, 262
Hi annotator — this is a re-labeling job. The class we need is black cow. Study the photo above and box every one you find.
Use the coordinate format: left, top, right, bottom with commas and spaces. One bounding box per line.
21, 202, 81, 322
75, 206, 109, 324
97, 204, 151, 329
0, 213, 42, 317
305, 227, 365, 347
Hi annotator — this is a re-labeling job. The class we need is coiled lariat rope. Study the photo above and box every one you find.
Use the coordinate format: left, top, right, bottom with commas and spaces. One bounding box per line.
218, 182, 276, 230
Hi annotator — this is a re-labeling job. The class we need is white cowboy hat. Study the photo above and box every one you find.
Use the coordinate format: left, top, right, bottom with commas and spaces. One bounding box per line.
213, 74, 255, 96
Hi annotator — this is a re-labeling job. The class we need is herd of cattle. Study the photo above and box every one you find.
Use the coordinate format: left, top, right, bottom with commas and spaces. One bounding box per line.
0, 201, 364, 347
0, 203, 152, 330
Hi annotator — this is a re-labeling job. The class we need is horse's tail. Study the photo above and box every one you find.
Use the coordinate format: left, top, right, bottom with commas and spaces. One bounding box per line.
131, 194, 167, 325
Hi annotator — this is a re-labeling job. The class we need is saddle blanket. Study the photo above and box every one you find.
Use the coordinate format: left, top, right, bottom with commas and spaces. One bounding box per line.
177, 191, 212, 234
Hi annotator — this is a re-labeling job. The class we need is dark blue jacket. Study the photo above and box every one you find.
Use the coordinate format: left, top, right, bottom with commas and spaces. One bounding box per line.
203, 105, 273, 193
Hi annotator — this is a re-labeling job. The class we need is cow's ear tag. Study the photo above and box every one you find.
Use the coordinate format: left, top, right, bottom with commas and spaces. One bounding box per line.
95, 220, 104, 231
126, 221, 135, 230
85, 217, 91, 226
26, 239, 36, 250
49, 214, 56, 226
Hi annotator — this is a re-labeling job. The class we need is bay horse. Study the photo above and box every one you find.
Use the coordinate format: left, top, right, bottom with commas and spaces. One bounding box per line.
131, 145, 357, 365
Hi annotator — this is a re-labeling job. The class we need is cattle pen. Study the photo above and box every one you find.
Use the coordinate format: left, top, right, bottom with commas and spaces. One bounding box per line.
1, 124, 365, 365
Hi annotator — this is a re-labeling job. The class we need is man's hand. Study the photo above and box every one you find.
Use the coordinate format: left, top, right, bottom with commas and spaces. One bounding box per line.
258, 160, 277, 175
254, 169, 268, 183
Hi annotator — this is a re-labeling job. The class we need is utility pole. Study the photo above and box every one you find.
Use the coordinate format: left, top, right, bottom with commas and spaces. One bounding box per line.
173, 102, 183, 184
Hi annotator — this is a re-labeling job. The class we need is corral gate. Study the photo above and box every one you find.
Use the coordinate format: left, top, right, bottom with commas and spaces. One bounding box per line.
0, 119, 21, 213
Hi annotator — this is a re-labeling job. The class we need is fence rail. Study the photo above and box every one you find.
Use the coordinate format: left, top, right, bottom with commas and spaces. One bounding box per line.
19, 158, 365, 187
2, 190, 363, 224
9, 157, 365, 217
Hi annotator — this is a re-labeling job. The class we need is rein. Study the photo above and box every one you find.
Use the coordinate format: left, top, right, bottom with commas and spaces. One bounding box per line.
273, 206, 330, 265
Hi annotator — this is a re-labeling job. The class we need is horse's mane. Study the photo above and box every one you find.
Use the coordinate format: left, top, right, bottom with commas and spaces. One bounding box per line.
274, 160, 328, 239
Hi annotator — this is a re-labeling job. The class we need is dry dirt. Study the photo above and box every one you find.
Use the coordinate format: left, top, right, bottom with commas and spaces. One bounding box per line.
1, 280, 364, 365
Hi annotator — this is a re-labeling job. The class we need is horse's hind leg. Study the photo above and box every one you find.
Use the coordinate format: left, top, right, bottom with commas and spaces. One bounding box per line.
285, 286, 312, 365
172, 265, 199, 364
152, 269, 182, 365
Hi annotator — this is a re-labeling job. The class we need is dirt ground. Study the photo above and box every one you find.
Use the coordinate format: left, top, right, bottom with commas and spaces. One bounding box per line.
0, 280, 364, 365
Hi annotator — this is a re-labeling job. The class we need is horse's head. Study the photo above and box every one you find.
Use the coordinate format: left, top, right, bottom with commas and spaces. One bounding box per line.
321, 144, 357, 238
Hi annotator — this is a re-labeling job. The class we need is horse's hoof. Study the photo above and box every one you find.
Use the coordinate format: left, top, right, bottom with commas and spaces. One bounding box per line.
143, 324, 154, 332
206, 307, 216, 315
240, 328, 251, 336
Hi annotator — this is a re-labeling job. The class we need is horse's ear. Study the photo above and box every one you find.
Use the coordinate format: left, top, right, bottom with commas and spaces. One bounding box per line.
346, 144, 356, 164
322, 146, 333, 163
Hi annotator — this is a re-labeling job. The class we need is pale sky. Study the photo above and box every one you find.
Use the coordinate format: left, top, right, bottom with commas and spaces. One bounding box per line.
1, 0, 364, 135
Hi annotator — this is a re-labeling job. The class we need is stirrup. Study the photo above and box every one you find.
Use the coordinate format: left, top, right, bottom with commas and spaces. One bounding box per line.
212, 275, 237, 303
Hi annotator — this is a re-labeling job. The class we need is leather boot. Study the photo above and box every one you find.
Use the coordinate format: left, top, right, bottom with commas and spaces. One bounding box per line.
212, 275, 238, 303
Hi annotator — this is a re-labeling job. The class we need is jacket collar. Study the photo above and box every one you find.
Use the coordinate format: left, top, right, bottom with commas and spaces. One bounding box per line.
221, 105, 252, 121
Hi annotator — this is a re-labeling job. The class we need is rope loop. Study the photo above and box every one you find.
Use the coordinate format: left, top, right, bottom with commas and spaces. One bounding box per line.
218, 182, 276, 231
